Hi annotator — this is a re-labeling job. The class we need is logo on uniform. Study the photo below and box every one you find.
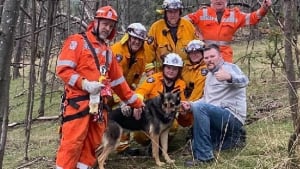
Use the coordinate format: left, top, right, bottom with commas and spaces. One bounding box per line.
146, 77, 155, 83
116, 54, 123, 62
201, 68, 208, 76
69, 41, 78, 50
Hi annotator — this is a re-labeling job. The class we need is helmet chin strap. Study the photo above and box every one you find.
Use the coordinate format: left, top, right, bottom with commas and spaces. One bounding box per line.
92, 19, 106, 42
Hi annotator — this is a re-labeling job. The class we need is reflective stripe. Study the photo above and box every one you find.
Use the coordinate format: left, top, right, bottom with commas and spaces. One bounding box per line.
83, 40, 89, 49
223, 11, 236, 23
68, 74, 80, 86
245, 13, 250, 25
57, 60, 76, 68
55, 166, 63, 169
77, 162, 90, 169
101, 50, 113, 65
200, 8, 216, 21
83, 39, 112, 65
110, 76, 126, 87
205, 40, 230, 46
124, 94, 138, 104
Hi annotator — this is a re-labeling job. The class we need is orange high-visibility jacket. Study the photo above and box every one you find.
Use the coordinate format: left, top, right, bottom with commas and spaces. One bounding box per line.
144, 18, 196, 65
56, 22, 142, 169
111, 41, 146, 88
56, 24, 142, 107
185, 7, 268, 62
179, 60, 206, 127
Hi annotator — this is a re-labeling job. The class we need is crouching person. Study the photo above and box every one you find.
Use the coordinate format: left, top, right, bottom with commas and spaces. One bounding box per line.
181, 44, 248, 167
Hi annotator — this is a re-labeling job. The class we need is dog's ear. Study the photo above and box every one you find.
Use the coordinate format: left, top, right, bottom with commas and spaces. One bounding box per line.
173, 91, 181, 105
158, 91, 164, 101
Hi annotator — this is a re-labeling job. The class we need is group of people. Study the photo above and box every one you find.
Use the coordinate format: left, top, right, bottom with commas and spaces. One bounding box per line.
55, 0, 272, 168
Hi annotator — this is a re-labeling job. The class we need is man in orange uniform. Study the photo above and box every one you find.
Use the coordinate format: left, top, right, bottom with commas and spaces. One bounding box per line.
185, 0, 272, 62
180, 40, 207, 127
111, 23, 148, 153
133, 53, 187, 148
145, 0, 196, 68
55, 6, 143, 169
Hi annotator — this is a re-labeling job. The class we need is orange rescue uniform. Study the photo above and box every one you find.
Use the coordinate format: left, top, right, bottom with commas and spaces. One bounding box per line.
56, 22, 142, 169
185, 6, 269, 62
133, 72, 186, 145
144, 18, 196, 65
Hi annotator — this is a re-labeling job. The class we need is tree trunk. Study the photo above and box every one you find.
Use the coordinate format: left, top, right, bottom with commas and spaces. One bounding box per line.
38, 0, 58, 117
0, 0, 21, 167
0, 0, 6, 23
24, 0, 37, 161
284, 0, 300, 162
283, 0, 298, 129
12, 0, 29, 79
118, 0, 128, 32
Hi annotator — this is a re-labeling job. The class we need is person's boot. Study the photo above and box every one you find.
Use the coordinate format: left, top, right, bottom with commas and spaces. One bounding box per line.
235, 127, 247, 148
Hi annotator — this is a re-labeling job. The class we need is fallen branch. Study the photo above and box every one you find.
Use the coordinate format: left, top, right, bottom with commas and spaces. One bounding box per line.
15, 156, 44, 169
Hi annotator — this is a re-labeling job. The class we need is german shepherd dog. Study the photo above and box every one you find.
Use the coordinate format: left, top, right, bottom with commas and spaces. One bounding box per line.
96, 91, 181, 169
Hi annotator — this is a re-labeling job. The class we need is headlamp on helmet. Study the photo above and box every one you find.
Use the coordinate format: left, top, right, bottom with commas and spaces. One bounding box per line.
127, 23, 147, 40
185, 40, 205, 53
163, 53, 183, 67
162, 0, 183, 10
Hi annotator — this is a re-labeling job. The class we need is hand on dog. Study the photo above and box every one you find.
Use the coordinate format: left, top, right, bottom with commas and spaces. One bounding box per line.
181, 101, 191, 112
133, 105, 144, 120
120, 103, 132, 117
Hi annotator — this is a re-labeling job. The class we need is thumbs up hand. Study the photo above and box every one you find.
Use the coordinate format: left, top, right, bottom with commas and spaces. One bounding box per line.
214, 66, 232, 82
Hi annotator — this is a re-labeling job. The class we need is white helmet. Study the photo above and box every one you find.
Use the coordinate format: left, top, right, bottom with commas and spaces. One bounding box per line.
163, 53, 183, 67
127, 23, 147, 40
185, 40, 205, 53
162, 0, 183, 10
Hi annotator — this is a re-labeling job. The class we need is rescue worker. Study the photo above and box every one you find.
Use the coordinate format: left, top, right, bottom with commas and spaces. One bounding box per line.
110, 23, 148, 153
184, 0, 272, 62
179, 40, 207, 127
132, 53, 187, 150
145, 0, 197, 70
55, 6, 143, 169
112, 23, 148, 90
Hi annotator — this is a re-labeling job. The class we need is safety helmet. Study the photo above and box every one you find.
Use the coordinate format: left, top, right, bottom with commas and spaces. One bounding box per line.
127, 23, 147, 40
185, 40, 205, 53
95, 6, 118, 22
163, 53, 183, 67
145, 63, 155, 72
162, 0, 184, 10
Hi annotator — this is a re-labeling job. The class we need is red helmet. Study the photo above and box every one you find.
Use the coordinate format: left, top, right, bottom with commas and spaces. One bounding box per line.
95, 6, 118, 22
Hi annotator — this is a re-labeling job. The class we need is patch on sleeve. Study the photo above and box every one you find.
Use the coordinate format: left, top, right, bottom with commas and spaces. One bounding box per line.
116, 54, 123, 62
201, 68, 208, 76
69, 41, 78, 50
146, 77, 155, 83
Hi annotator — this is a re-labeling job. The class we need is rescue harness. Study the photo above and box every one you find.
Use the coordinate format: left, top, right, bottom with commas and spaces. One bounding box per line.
60, 32, 110, 124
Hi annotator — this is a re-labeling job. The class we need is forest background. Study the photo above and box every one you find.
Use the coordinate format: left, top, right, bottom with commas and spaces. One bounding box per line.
0, 0, 300, 168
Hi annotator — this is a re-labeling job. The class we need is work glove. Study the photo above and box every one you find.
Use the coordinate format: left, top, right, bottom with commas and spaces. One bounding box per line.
89, 93, 100, 115
120, 102, 132, 117
82, 79, 104, 95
